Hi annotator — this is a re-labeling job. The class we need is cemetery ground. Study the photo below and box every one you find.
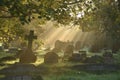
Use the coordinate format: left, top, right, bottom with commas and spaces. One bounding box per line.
0, 50, 120, 80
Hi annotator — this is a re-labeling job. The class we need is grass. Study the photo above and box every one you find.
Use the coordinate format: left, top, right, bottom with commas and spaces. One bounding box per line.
114, 52, 120, 64
0, 50, 120, 80
33, 63, 120, 80
0, 52, 15, 59
43, 70, 120, 80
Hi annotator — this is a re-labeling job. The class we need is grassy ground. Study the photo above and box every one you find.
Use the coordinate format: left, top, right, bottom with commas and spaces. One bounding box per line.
32, 62, 120, 80
35, 65, 120, 80
0, 51, 120, 80
44, 72, 120, 80
0, 52, 15, 59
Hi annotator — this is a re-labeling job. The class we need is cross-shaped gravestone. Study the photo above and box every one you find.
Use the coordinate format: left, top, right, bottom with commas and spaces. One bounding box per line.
25, 30, 37, 50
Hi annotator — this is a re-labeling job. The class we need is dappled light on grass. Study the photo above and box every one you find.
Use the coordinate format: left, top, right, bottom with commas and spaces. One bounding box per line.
3, 60, 18, 64
33, 58, 44, 66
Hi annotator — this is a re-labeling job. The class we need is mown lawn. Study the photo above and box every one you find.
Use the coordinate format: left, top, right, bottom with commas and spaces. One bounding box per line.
32, 63, 120, 80
0, 51, 120, 80
43, 70, 120, 80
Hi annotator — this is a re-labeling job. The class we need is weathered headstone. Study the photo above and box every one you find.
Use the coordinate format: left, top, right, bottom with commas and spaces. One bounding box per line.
19, 49, 37, 63
85, 55, 103, 63
80, 52, 87, 62
69, 53, 81, 62
103, 52, 114, 64
44, 52, 59, 64
75, 41, 81, 50
52, 40, 65, 53
52, 40, 73, 53
64, 44, 74, 57
19, 30, 37, 63
69, 51, 87, 62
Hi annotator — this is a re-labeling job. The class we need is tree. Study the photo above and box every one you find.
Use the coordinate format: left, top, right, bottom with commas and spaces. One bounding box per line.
0, 0, 120, 44
0, 18, 24, 45
0, 0, 94, 44
81, 0, 120, 51
83, 1, 120, 41
0, 0, 94, 24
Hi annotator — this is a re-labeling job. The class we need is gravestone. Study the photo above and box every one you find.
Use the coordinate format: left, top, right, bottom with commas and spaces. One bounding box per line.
69, 53, 81, 62
103, 52, 114, 64
85, 55, 103, 63
75, 41, 81, 50
52, 40, 65, 53
69, 51, 87, 62
80, 52, 87, 62
19, 30, 37, 63
44, 52, 59, 64
52, 40, 73, 53
64, 44, 74, 57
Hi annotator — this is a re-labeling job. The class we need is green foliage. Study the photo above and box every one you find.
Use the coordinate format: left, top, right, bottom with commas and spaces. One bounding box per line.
77, 0, 120, 43
0, 0, 120, 42
0, 18, 24, 44
0, 0, 119, 25
0, 0, 94, 25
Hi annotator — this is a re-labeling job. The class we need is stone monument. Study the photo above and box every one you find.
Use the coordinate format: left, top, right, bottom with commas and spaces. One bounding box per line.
103, 52, 114, 64
0, 30, 44, 80
19, 30, 37, 63
44, 52, 59, 64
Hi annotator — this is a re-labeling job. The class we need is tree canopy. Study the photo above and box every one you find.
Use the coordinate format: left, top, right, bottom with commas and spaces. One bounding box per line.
0, 0, 120, 43
0, 18, 24, 44
0, 0, 97, 24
